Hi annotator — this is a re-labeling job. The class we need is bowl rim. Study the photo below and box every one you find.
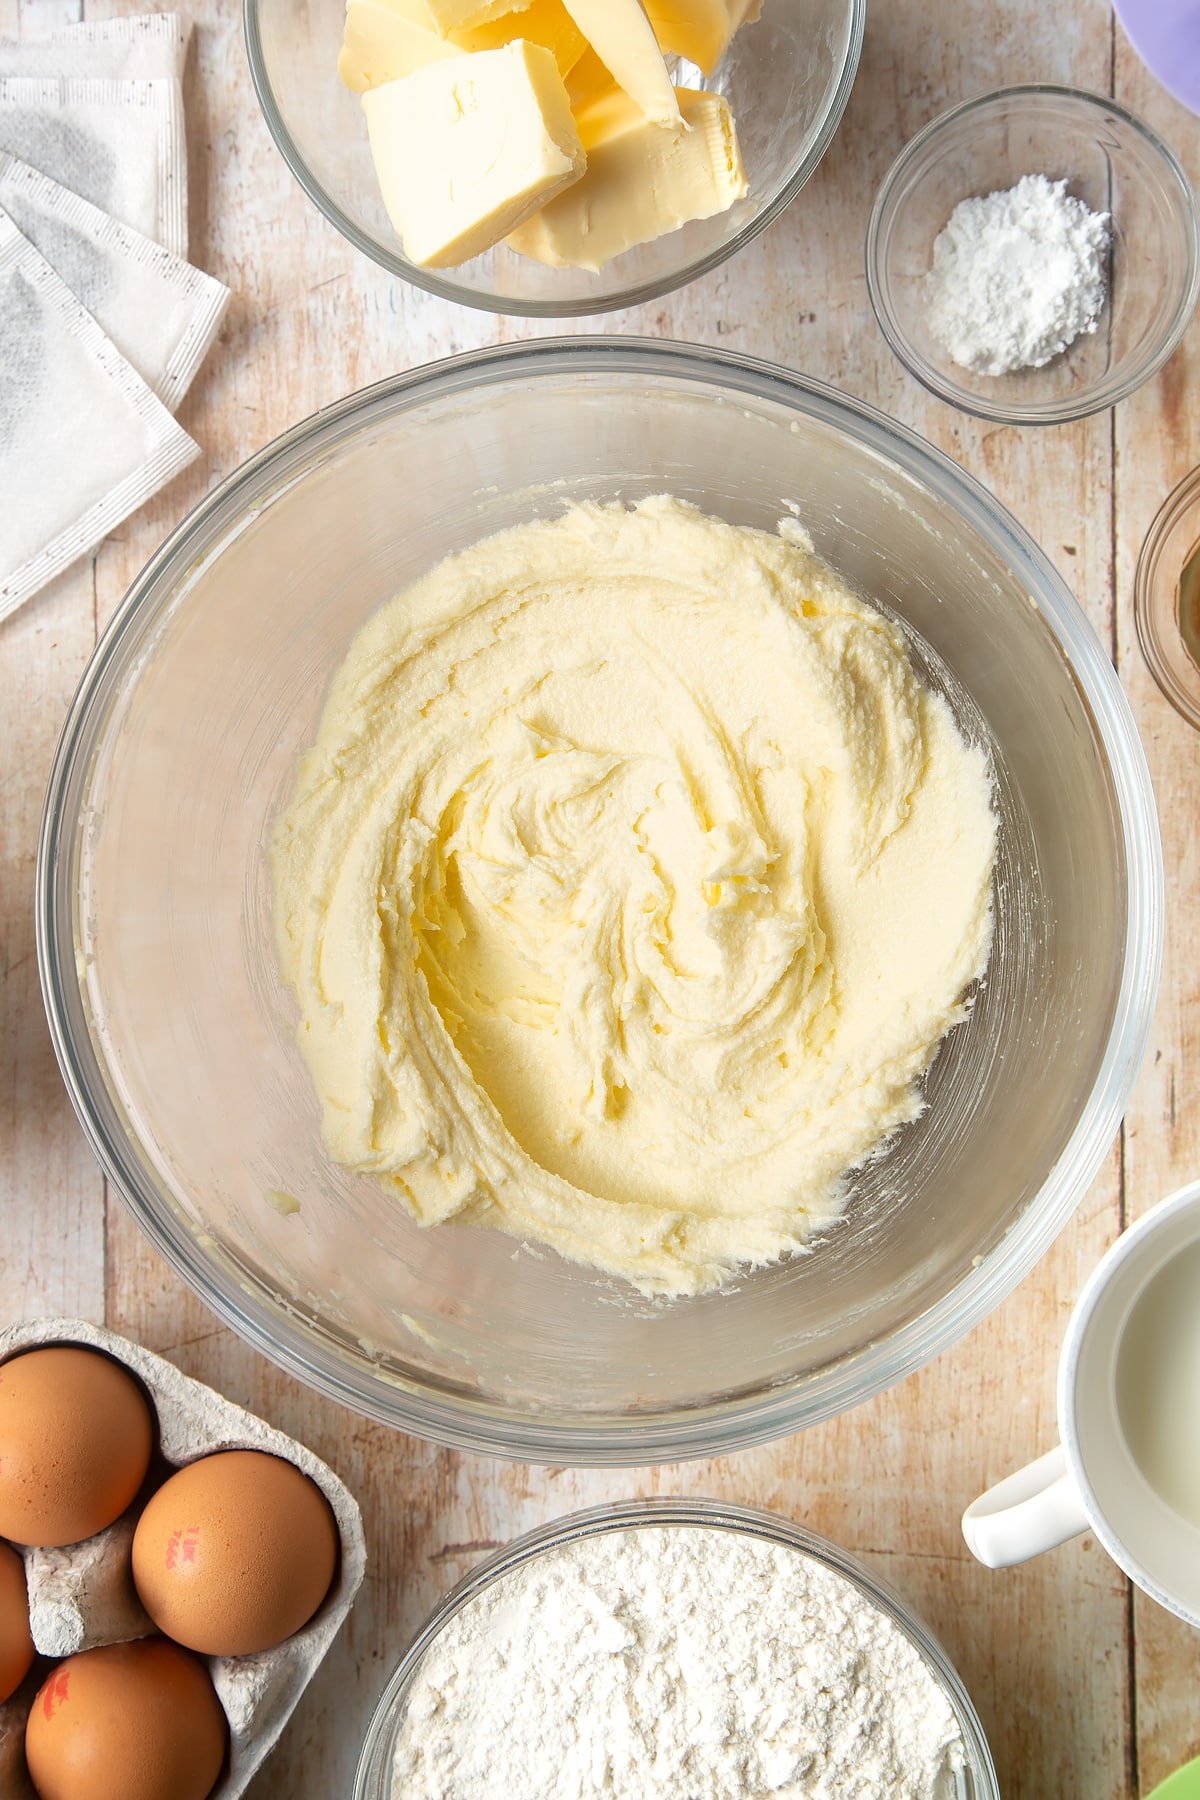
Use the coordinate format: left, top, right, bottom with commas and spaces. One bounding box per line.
36, 336, 1165, 1465
241, 0, 867, 318
865, 82, 1200, 426
351, 1496, 1000, 1800
1134, 461, 1200, 732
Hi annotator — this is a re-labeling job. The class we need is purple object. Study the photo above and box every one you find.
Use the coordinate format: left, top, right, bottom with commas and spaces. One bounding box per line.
1114, 0, 1200, 116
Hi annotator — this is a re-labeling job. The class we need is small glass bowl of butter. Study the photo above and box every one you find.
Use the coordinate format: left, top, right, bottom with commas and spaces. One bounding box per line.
244, 0, 865, 315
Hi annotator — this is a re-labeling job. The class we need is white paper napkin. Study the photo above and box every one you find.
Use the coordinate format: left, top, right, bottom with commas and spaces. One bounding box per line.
0, 214, 199, 622
0, 75, 187, 256
0, 155, 227, 412
0, 14, 190, 83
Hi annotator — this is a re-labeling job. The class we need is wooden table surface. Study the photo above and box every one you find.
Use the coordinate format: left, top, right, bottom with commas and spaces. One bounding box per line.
2, 0, 1199, 1793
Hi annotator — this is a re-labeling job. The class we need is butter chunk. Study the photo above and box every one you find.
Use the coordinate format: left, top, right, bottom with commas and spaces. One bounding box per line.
564, 45, 614, 108
508, 84, 747, 270
363, 41, 586, 267
454, 0, 588, 75
419, 0, 533, 34
352, 0, 531, 35
644, 0, 760, 75
340, 0, 584, 92
558, 0, 679, 125
339, 0, 463, 93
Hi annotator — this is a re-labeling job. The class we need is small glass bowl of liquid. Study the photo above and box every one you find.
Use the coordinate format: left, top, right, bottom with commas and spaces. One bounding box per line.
1136, 464, 1200, 731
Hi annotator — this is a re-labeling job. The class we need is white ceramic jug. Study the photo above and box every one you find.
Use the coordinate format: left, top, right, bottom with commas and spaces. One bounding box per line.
963, 1179, 1200, 1628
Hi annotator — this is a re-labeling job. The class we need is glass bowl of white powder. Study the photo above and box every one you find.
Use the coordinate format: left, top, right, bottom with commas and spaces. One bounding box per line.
353, 1498, 999, 1800
866, 85, 1199, 425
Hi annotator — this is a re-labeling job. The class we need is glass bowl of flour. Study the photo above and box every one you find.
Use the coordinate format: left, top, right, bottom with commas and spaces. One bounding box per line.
353, 1499, 999, 1800
866, 85, 1199, 425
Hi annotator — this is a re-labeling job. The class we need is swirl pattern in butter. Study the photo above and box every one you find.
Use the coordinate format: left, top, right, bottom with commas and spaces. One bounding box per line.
272, 498, 996, 1296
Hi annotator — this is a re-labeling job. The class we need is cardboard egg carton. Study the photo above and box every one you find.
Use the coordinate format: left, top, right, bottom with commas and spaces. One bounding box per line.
0, 1317, 367, 1798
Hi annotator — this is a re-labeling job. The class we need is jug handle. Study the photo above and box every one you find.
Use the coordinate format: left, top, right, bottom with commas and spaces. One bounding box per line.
962, 1444, 1090, 1568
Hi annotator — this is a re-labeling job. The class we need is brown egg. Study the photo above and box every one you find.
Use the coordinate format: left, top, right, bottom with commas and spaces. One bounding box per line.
131, 1449, 338, 1656
0, 1541, 34, 1703
0, 1347, 153, 1548
25, 1637, 226, 1800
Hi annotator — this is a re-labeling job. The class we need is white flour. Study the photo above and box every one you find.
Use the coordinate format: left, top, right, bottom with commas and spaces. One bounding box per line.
924, 173, 1110, 376
391, 1525, 967, 1798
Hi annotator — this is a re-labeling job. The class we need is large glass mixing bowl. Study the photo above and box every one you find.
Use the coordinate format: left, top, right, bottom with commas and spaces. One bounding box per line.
38, 340, 1162, 1464
244, 0, 865, 315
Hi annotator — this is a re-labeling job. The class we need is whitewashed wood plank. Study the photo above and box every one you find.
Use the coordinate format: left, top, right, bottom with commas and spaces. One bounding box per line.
16, 2, 82, 32
111, 1, 1133, 1795
0, 0, 101, 1337
0, 578, 104, 1322
1112, 31, 1200, 1799
3, 0, 1187, 1795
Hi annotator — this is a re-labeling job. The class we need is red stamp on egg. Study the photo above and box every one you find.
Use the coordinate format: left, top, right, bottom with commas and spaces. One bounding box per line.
165, 1525, 202, 1569
42, 1669, 69, 1720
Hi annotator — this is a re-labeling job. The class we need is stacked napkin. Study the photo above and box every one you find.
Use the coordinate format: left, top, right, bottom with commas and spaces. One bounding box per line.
0, 14, 230, 622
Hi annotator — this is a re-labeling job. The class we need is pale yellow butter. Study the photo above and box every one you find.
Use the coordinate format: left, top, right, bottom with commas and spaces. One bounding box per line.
351, 0, 532, 35
644, 0, 761, 75
558, 0, 678, 124
339, 0, 463, 94
363, 41, 585, 267
455, 0, 587, 74
563, 44, 614, 108
418, 0, 532, 35
272, 499, 997, 1299
340, 0, 584, 93
509, 84, 747, 270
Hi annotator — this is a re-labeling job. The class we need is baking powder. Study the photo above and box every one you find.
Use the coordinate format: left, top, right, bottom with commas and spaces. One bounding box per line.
391, 1525, 966, 1798
924, 173, 1111, 376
